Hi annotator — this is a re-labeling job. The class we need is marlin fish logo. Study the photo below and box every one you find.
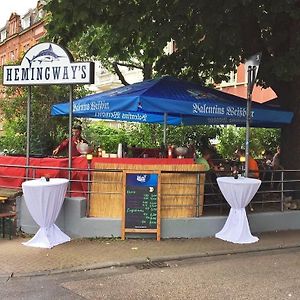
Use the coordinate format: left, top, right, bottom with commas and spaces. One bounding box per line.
26, 44, 65, 67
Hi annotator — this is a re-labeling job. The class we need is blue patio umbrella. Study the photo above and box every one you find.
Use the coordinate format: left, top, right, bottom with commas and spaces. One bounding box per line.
51, 76, 293, 142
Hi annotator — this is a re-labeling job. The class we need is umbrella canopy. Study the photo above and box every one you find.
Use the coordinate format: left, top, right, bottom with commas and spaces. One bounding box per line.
51, 76, 293, 127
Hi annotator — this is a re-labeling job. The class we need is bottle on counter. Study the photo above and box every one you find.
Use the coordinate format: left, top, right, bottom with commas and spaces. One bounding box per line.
159, 143, 166, 158
168, 145, 173, 159
117, 143, 123, 158
232, 165, 239, 179
123, 142, 128, 158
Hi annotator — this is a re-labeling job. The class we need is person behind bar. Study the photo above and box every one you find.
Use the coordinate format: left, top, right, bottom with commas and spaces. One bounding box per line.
52, 125, 89, 157
196, 148, 218, 171
235, 148, 259, 179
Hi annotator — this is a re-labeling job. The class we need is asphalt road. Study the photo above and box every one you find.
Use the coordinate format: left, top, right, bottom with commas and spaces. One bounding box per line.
2, 247, 300, 299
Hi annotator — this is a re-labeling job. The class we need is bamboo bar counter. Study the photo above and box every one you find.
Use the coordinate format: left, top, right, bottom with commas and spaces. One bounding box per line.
89, 158, 206, 218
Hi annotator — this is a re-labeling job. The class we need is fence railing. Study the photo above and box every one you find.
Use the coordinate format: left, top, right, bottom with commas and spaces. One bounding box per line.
1, 163, 299, 217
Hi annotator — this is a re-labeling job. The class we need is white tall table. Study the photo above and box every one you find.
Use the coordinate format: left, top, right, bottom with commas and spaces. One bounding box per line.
215, 177, 261, 244
22, 178, 70, 248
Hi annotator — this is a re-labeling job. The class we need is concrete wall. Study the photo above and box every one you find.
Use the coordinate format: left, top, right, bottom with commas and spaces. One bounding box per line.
18, 196, 300, 239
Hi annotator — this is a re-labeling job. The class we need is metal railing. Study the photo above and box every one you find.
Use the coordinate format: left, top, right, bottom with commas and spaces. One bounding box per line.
0, 162, 299, 217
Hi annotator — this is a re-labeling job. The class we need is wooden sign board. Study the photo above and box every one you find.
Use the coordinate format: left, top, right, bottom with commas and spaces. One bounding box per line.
122, 171, 161, 241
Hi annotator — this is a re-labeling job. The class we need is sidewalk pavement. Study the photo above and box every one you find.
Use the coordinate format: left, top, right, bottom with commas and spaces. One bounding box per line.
1, 230, 300, 278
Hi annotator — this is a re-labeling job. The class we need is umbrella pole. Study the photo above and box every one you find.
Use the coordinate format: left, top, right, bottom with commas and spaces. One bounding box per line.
163, 113, 167, 146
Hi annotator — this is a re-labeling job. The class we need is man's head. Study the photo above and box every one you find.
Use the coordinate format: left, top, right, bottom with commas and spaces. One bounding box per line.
72, 125, 82, 137
235, 148, 245, 158
264, 150, 273, 160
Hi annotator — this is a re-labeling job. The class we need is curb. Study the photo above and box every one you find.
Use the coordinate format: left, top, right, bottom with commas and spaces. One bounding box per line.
2, 243, 300, 279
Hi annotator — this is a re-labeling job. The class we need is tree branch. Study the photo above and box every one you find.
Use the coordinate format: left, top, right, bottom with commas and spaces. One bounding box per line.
115, 61, 143, 70
112, 62, 129, 86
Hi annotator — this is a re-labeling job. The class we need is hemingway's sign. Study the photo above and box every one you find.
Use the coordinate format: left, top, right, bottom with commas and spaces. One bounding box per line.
2, 42, 94, 86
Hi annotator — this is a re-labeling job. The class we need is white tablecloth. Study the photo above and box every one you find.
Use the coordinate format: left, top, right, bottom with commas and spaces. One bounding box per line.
215, 176, 261, 244
22, 178, 70, 248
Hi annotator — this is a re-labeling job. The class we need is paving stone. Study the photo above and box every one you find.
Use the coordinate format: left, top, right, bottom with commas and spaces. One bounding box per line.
1, 230, 300, 276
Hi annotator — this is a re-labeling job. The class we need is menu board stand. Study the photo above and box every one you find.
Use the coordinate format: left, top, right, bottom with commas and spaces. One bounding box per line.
122, 171, 161, 241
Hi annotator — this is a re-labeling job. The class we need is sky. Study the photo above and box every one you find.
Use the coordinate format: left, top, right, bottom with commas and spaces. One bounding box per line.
0, 0, 38, 28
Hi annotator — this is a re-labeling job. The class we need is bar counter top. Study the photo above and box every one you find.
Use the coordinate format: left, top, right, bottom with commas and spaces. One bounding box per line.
0, 155, 203, 199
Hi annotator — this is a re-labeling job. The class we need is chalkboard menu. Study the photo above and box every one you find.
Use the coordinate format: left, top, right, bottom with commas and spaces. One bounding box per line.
122, 172, 160, 240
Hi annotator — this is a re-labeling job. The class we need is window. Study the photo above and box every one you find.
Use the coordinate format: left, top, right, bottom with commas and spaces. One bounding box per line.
33, 8, 44, 23
0, 30, 6, 42
219, 70, 237, 87
21, 16, 31, 29
9, 21, 17, 35
228, 70, 237, 85
38, 9, 44, 20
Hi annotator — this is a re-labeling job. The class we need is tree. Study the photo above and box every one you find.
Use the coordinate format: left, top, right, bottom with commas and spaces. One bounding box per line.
67, 25, 156, 84
167, 125, 220, 152
45, 0, 299, 169
84, 121, 129, 153
151, 0, 300, 169
45, 1, 171, 83
84, 121, 220, 154
217, 126, 280, 159
0, 81, 88, 155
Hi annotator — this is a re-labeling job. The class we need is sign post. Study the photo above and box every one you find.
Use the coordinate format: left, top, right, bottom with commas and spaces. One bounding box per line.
68, 85, 73, 182
26, 86, 31, 179
2, 42, 94, 179
244, 53, 261, 177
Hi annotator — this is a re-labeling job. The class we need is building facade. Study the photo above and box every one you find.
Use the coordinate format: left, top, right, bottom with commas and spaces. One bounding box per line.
0, 1, 46, 131
217, 64, 277, 103
0, 1, 46, 69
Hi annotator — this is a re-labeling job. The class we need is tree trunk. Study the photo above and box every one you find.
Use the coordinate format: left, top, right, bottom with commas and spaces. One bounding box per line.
274, 81, 300, 171
143, 63, 153, 80
273, 81, 300, 197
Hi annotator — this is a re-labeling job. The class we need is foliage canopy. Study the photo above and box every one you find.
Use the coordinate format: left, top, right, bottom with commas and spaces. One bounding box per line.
45, 0, 300, 168
45, 0, 300, 89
